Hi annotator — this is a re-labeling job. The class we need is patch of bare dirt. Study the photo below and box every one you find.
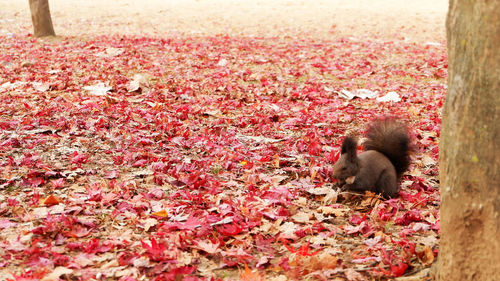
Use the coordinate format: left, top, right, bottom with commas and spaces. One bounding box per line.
1, 0, 447, 42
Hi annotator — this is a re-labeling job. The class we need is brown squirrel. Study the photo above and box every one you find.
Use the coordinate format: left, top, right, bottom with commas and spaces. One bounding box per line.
332, 119, 412, 198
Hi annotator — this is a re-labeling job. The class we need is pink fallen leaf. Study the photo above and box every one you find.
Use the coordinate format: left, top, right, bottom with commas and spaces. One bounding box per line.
50, 178, 65, 189
0, 219, 17, 229
71, 152, 89, 165
104, 170, 119, 179
132, 159, 148, 167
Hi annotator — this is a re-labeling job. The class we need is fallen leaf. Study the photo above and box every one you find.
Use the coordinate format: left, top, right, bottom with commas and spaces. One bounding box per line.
40, 267, 73, 281
345, 268, 368, 281
239, 264, 265, 281
417, 245, 435, 266
43, 195, 62, 206
151, 210, 168, 217
336, 89, 379, 100
83, 82, 112, 96
292, 211, 312, 223
377, 91, 401, 102
196, 240, 220, 254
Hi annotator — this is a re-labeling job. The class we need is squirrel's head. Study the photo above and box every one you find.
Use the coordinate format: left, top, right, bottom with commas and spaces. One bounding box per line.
332, 136, 360, 181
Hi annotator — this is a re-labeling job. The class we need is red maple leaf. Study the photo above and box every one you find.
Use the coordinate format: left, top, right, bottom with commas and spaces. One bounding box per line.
282, 240, 320, 256
141, 238, 173, 262
218, 223, 243, 236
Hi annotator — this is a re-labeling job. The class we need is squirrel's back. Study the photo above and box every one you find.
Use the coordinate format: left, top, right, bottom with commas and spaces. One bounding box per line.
363, 119, 412, 178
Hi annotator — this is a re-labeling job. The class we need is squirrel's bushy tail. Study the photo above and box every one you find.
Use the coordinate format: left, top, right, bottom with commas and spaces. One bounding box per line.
364, 118, 412, 178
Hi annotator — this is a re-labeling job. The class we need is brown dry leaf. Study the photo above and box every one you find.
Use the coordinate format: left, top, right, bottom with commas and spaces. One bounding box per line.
401, 180, 413, 189
424, 213, 438, 224
267, 276, 287, 281
32, 207, 49, 219
408, 169, 423, 177
105, 95, 119, 105
407, 106, 420, 117
345, 268, 368, 281
421, 154, 436, 167
40, 266, 73, 281
307, 252, 338, 271
132, 256, 151, 268
197, 257, 219, 277
420, 235, 438, 247
74, 254, 94, 267
141, 218, 158, 232
318, 206, 349, 217
196, 240, 220, 254
374, 231, 389, 242
269, 175, 288, 186
104, 47, 124, 57
289, 253, 337, 275
127, 73, 149, 92
296, 197, 308, 207
310, 167, 318, 180
360, 192, 382, 208
177, 251, 195, 266
278, 221, 299, 236
292, 211, 312, 223
417, 245, 435, 266
239, 264, 266, 281
43, 195, 62, 206
21, 61, 34, 67
115, 267, 139, 278
258, 219, 274, 232
307, 187, 331, 196
273, 154, 280, 168
101, 259, 119, 269
323, 188, 339, 204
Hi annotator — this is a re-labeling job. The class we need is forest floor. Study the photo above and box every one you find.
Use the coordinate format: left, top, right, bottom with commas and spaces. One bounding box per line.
0, 1, 447, 280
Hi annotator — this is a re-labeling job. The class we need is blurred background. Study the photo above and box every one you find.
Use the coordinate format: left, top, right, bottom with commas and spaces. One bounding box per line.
1, 0, 447, 42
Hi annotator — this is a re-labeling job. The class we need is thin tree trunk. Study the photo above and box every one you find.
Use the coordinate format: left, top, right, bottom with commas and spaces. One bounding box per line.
29, 0, 55, 37
438, 0, 500, 280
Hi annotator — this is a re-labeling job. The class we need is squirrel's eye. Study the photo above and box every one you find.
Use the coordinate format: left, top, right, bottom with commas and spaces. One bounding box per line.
342, 167, 347, 171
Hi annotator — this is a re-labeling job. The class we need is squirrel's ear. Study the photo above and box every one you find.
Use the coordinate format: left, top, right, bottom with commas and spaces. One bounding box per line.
341, 136, 358, 161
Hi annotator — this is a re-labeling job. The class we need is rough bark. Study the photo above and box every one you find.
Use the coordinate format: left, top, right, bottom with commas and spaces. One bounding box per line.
29, 0, 55, 37
438, 0, 500, 280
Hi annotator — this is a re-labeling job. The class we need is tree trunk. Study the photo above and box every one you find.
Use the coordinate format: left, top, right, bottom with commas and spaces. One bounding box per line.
29, 0, 55, 37
438, 0, 500, 280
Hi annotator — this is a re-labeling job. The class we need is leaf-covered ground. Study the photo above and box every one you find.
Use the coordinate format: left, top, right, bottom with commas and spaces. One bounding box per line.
0, 34, 445, 280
